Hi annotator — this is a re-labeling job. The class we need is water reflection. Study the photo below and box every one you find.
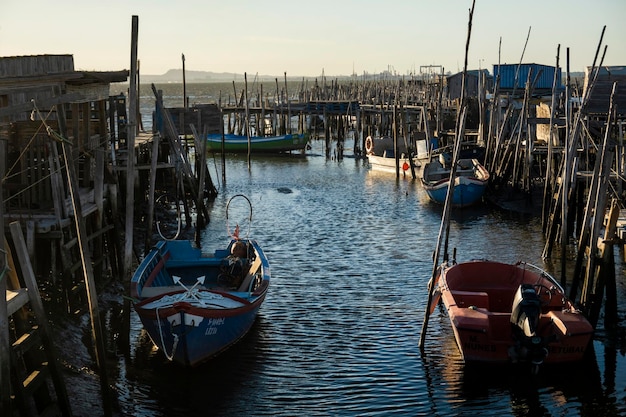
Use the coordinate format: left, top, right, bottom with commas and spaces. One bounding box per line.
61, 125, 626, 416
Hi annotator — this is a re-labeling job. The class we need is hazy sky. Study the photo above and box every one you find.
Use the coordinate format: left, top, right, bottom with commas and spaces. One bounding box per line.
1, 0, 624, 77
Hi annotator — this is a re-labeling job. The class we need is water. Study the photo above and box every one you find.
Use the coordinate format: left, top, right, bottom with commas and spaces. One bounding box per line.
64, 84, 625, 416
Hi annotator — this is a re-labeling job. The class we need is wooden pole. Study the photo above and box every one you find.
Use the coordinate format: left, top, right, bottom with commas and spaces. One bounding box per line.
9, 222, 73, 416
144, 133, 160, 255
54, 95, 113, 416
393, 103, 399, 177
150, 84, 210, 223
244, 72, 251, 170
182, 53, 187, 108
419, 0, 475, 350
124, 15, 139, 279
542, 45, 560, 231
0, 132, 11, 416
190, 124, 209, 233
285, 72, 291, 134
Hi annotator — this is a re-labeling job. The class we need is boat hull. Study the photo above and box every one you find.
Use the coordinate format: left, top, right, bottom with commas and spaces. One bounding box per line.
437, 260, 593, 365
131, 239, 270, 366
206, 133, 309, 153
422, 175, 487, 207
135, 290, 266, 366
421, 158, 489, 207
367, 154, 418, 176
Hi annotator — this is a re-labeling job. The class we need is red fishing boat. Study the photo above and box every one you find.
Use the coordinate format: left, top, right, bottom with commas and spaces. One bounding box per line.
432, 259, 593, 370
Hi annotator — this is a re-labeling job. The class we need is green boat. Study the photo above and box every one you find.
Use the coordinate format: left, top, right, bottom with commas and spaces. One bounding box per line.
206, 133, 309, 153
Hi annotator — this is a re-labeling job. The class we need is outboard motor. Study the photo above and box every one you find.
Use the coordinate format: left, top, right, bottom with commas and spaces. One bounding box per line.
509, 284, 548, 370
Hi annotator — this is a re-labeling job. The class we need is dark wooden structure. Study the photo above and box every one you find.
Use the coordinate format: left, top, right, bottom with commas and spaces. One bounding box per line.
0, 54, 128, 416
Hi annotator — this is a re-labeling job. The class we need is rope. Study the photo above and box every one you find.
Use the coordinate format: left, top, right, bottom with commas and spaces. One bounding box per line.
2, 107, 52, 183
155, 194, 182, 240
155, 306, 179, 362
226, 194, 252, 239
3, 99, 114, 204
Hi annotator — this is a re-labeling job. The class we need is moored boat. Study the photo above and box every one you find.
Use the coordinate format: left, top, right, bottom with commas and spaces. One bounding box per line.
130, 196, 270, 366
433, 259, 594, 369
206, 132, 309, 153
365, 135, 425, 177
421, 154, 489, 207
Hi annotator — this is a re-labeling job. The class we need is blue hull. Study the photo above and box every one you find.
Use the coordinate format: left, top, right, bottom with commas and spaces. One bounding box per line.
206, 133, 309, 153
131, 239, 270, 366
423, 178, 487, 207
421, 158, 490, 207
137, 293, 265, 366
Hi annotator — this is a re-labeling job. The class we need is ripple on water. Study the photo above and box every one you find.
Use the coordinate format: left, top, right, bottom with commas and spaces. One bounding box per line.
79, 150, 626, 417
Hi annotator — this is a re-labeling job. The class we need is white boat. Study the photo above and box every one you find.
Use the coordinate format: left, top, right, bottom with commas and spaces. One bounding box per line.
365, 136, 430, 177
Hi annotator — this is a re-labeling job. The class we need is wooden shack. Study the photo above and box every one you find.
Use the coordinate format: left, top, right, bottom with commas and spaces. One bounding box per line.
446, 69, 493, 100
582, 65, 626, 116
0, 54, 128, 306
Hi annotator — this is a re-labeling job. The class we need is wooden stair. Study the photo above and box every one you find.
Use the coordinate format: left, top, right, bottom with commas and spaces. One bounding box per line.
1, 222, 72, 416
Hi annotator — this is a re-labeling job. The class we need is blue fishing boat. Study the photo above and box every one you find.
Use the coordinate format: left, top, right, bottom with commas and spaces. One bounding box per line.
130, 196, 270, 366
206, 132, 309, 153
421, 155, 489, 207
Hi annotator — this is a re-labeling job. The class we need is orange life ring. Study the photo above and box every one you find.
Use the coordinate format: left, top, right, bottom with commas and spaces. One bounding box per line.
365, 136, 374, 153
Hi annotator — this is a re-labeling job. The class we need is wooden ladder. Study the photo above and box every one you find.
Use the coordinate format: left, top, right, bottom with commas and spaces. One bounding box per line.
2, 222, 72, 416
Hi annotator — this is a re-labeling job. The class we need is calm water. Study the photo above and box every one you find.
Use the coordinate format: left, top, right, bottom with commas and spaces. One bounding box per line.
63, 84, 625, 416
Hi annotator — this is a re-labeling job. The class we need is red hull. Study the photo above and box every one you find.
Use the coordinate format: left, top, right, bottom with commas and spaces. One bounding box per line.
437, 260, 593, 364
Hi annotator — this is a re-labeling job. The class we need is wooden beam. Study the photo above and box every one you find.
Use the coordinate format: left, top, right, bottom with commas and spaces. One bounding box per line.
0, 92, 84, 118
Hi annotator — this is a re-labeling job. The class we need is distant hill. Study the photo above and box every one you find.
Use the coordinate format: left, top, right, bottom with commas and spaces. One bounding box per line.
139, 69, 343, 83
137, 68, 587, 84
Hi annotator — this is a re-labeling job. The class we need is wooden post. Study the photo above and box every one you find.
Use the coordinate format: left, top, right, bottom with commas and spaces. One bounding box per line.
182, 53, 187, 108
542, 45, 560, 232
393, 103, 400, 177
190, 124, 209, 234
124, 15, 139, 279
420, 0, 475, 350
150, 84, 209, 223
144, 133, 160, 255
285, 72, 291, 134
54, 92, 113, 416
244, 72, 251, 170
0, 133, 11, 416
9, 222, 73, 416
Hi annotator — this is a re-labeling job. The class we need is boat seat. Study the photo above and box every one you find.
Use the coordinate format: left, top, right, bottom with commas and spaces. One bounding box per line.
140, 285, 185, 299
487, 288, 516, 312
451, 290, 489, 309
237, 255, 263, 292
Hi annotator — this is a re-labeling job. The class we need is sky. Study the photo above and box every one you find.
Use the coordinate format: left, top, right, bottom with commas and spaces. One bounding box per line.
1, 0, 624, 77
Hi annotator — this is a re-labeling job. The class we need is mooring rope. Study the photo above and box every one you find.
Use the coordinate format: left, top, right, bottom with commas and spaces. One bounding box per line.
155, 194, 182, 241
155, 305, 179, 362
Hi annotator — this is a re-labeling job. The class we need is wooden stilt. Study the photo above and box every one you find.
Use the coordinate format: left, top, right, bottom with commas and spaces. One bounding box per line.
53, 88, 113, 416
9, 221, 73, 416
1, 129, 11, 417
